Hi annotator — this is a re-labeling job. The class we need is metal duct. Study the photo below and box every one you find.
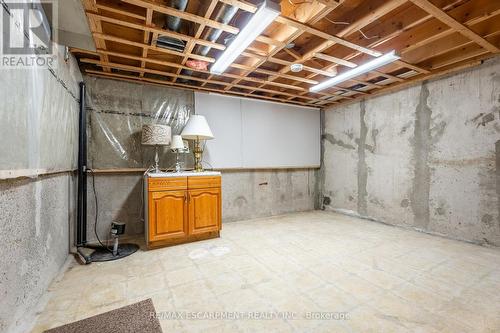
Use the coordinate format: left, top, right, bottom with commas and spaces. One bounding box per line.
182, 4, 238, 81
166, 0, 188, 31
157, 0, 188, 52
197, 4, 238, 57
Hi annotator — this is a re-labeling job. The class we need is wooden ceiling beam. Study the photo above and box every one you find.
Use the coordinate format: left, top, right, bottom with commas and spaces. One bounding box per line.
222, 2, 336, 91
409, 0, 500, 54
88, 32, 320, 86
174, 0, 219, 83
139, 8, 153, 78
73, 0, 500, 108
121, 0, 239, 34
323, 0, 500, 79
402, 6, 500, 55
86, 70, 316, 107
82, 0, 110, 72
81, 59, 325, 103
88, 12, 225, 50
328, 51, 495, 108
275, 16, 382, 57
90, 49, 317, 93
246, 0, 420, 99
314, 52, 357, 68
95, 3, 146, 20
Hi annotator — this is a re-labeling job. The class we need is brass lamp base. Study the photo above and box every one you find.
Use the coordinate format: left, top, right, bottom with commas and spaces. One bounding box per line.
193, 138, 203, 172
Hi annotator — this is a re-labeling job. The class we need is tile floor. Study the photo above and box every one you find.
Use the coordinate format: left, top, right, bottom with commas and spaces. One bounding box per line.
32, 211, 500, 333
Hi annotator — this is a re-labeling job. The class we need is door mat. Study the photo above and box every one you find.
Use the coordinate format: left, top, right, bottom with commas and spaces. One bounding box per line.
44, 299, 162, 333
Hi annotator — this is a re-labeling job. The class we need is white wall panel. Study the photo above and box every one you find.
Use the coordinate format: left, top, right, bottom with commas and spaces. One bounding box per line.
195, 92, 320, 168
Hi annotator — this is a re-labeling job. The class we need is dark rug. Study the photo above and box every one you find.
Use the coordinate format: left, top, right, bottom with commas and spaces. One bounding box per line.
44, 299, 162, 333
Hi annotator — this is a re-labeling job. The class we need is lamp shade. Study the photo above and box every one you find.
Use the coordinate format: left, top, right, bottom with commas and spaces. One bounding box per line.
181, 115, 214, 140
141, 124, 171, 146
170, 135, 185, 150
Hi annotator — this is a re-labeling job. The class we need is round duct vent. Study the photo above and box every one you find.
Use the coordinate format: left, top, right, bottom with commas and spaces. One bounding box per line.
290, 63, 303, 72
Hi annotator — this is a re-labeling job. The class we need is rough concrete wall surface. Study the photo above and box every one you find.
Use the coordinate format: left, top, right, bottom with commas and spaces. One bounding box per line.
87, 169, 318, 242
86, 173, 144, 242
323, 57, 500, 246
0, 174, 76, 333
0, 14, 82, 329
222, 169, 317, 222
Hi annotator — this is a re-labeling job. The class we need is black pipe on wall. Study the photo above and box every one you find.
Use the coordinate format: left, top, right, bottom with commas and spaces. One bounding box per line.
77, 82, 87, 246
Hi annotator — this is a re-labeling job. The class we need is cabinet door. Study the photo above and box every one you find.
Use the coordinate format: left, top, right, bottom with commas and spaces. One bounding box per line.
188, 188, 221, 235
149, 190, 188, 242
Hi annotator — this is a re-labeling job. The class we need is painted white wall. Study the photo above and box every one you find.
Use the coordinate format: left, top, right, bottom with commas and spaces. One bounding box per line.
195, 92, 321, 169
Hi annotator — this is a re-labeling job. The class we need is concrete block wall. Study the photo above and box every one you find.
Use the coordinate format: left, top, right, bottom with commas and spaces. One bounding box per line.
322, 57, 500, 246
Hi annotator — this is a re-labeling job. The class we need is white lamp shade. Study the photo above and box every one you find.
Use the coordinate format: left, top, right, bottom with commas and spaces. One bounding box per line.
141, 124, 171, 146
170, 135, 185, 150
181, 115, 214, 140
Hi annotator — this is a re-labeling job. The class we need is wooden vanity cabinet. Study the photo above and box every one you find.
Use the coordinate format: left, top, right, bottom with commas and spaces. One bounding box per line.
146, 175, 221, 249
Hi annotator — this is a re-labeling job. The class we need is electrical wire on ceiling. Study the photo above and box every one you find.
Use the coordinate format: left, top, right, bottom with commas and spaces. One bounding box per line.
323, 17, 380, 40
284, 1, 380, 41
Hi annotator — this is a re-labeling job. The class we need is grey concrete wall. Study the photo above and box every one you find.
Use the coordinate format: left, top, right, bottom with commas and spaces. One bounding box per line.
0, 173, 76, 333
322, 57, 500, 246
87, 168, 318, 242
222, 169, 318, 222
0, 16, 82, 329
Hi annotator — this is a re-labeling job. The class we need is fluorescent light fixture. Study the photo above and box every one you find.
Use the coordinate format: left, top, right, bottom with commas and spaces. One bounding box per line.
210, 1, 280, 75
309, 50, 400, 93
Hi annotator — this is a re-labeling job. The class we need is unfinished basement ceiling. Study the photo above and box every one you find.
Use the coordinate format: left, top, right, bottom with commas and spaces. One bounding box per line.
72, 0, 500, 108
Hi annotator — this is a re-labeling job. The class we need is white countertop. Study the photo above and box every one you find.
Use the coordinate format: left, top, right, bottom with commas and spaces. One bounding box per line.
147, 171, 221, 178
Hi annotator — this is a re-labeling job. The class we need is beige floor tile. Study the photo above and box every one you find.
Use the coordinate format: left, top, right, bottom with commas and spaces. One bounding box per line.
391, 282, 449, 312
437, 298, 500, 332
170, 279, 215, 308
305, 284, 358, 311
217, 288, 270, 312
236, 318, 293, 333
252, 278, 301, 304
205, 271, 247, 295
30, 211, 500, 333
353, 268, 407, 290
238, 265, 274, 286
346, 305, 412, 333
279, 269, 325, 293
333, 273, 385, 302
312, 319, 352, 333
126, 273, 166, 299
165, 265, 202, 287
366, 292, 450, 332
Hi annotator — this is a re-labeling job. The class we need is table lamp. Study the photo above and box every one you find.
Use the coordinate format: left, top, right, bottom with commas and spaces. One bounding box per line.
181, 115, 214, 172
170, 135, 187, 172
141, 124, 171, 173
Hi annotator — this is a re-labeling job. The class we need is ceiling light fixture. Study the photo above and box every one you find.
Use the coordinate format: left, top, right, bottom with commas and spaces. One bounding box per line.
290, 63, 303, 72
309, 50, 400, 93
210, 1, 280, 75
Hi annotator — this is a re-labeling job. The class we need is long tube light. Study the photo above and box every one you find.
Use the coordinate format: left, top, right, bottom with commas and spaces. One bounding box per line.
309, 51, 401, 93
210, 1, 280, 75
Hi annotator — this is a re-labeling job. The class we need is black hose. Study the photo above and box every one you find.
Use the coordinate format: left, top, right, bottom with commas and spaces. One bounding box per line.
88, 169, 113, 254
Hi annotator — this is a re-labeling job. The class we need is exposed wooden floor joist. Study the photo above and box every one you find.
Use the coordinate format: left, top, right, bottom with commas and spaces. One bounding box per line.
74, 0, 500, 108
